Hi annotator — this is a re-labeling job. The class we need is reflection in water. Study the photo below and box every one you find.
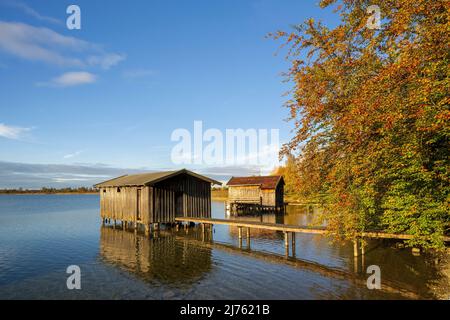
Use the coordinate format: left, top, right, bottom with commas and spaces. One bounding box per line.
219, 204, 449, 299
100, 226, 212, 285
0, 195, 448, 299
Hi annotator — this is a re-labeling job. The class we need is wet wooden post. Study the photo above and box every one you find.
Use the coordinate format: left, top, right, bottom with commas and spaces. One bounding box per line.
284, 231, 289, 247
353, 238, 360, 257
361, 241, 366, 272
284, 231, 289, 257
238, 226, 243, 249
122, 220, 126, 231
145, 224, 150, 236
201, 223, 206, 241
353, 237, 360, 272
113, 219, 116, 229
246, 227, 250, 247
291, 232, 296, 257
210, 224, 214, 240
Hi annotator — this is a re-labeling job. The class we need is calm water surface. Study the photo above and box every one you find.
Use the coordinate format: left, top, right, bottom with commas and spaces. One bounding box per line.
0, 194, 448, 299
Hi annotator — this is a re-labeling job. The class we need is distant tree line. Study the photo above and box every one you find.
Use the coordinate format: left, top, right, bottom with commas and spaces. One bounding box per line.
0, 187, 97, 194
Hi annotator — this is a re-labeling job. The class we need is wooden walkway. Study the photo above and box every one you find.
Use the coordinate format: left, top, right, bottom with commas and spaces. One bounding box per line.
175, 217, 450, 257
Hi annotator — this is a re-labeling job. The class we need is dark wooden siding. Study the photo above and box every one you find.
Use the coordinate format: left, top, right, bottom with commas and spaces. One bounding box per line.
152, 173, 211, 222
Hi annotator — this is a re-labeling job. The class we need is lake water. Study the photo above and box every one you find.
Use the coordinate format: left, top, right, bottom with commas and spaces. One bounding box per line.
0, 194, 448, 299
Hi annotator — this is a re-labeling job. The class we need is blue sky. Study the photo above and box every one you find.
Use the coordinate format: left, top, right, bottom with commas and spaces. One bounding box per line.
0, 0, 340, 187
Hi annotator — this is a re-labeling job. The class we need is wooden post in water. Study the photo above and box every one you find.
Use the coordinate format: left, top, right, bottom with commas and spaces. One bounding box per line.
284, 231, 289, 257
238, 226, 243, 249
284, 231, 289, 252
291, 232, 296, 257
353, 238, 360, 257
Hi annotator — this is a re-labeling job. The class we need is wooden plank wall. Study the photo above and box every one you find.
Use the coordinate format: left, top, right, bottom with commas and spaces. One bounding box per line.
100, 186, 151, 224
228, 185, 261, 204
153, 187, 176, 223
153, 173, 211, 221
228, 184, 284, 207
261, 189, 275, 206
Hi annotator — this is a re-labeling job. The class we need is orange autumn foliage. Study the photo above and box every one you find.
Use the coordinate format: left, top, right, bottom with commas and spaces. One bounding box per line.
273, 0, 449, 248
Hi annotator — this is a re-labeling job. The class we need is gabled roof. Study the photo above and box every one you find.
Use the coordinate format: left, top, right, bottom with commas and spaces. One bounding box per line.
226, 175, 284, 190
94, 169, 221, 188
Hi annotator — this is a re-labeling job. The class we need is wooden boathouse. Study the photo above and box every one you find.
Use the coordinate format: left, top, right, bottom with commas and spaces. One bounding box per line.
226, 175, 285, 214
94, 169, 221, 233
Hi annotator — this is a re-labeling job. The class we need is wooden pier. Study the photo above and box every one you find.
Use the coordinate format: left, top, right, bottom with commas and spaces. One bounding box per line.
175, 217, 450, 257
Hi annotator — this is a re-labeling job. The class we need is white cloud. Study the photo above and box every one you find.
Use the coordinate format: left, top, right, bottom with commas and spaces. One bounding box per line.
88, 53, 126, 70
38, 72, 97, 87
0, 21, 125, 68
63, 150, 84, 159
0, 123, 32, 140
0, 0, 62, 25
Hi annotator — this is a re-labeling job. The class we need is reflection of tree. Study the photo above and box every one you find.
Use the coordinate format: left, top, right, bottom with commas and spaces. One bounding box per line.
100, 226, 212, 285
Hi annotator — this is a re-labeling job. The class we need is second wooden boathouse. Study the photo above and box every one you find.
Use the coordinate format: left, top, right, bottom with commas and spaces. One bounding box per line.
94, 169, 221, 232
226, 175, 285, 213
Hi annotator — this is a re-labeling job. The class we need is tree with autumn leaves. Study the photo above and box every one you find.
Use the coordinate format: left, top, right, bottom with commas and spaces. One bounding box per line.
274, 0, 449, 249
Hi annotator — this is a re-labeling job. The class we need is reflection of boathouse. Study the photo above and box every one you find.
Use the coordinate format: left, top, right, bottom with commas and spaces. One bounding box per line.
100, 226, 212, 284
95, 169, 221, 232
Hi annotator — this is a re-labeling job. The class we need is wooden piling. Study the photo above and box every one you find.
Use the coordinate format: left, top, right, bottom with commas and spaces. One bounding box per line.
238, 227, 243, 240
291, 232, 296, 256
284, 231, 289, 248
353, 238, 360, 257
